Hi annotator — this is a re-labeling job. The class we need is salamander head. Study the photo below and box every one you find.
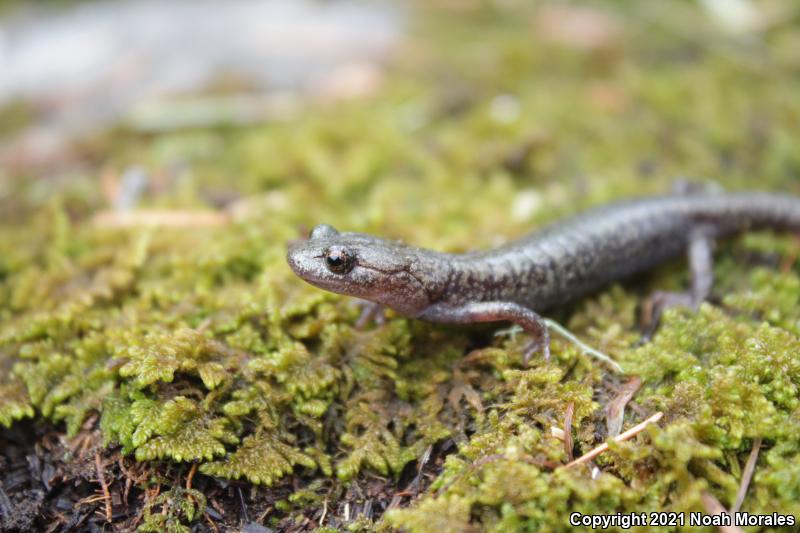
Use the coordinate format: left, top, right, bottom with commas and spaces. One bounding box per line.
287, 224, 432, 316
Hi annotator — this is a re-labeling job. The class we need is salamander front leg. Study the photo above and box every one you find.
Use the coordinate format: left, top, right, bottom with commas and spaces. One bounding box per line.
418, 301, 551, 364
354, 300, 386, 328
641, 225, 715, 338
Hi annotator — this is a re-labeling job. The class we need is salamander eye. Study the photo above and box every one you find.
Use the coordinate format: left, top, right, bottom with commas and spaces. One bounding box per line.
324, 246, 355, 274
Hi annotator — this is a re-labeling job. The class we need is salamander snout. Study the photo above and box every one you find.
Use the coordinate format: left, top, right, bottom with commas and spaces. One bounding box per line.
286, 224, 359, 287
286, 240, 323, 281
286, 241, 356, 278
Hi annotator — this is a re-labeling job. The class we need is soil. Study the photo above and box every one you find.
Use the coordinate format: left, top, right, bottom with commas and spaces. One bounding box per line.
0, 420, 445, 532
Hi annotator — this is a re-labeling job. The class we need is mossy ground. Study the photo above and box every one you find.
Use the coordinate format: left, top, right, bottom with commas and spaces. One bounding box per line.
2, 1, 800, 531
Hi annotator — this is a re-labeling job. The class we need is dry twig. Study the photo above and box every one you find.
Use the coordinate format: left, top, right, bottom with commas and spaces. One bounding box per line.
205, 513, 220, 533
605, 376, 643, 437
563, 402, 575, 462
93, 209, 228, 228
186, 463, 198, 491
701, 492, 745, 533
563, 411, 663, 468
94, 453, 113, 522
731, 437, 762, 513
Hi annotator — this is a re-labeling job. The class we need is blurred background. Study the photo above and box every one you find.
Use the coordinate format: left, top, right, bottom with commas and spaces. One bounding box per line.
0, 0, 399, 171
1, 0, 799, 237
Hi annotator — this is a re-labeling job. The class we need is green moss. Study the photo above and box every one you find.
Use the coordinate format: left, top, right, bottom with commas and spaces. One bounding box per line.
201, 433, 316, 485
139, 487, 208, 533
3, 0, 800, 530
388, 304, 800, 531
0, 379, 34, 428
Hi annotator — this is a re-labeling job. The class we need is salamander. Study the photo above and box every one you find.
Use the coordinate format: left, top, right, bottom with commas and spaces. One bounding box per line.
286, 192, 800, 362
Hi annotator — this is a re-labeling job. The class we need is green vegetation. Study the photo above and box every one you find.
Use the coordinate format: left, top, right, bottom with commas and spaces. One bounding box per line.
2, 1, 800, 531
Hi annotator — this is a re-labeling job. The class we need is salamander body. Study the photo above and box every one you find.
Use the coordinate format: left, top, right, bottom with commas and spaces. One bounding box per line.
287, 192, 800, 360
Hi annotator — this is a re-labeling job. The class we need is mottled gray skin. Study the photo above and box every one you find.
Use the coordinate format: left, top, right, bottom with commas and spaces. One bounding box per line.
287, 192, 800, 361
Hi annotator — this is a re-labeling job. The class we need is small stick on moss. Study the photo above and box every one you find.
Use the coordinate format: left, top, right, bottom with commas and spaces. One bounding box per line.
77, 495, 109, 505
393, 444, 434, 502
210, 498, 226, 518
70, 431, 94, 460
237, 486, 249, 523
605, 376, 643, 437
320, 498, 329, 527
257, 506, 272, 524
701, 492, 744, 533
205, 512, 220, 533
185, 462, 199, 515
563, 411, 663, 469
731, 437, 762, 513
543, 319, 624, 373
94, 452, 113, 522
413, 444, 433, 492
117, 456, 132, 507
563, 402, 575, 462
186, 462, 198, 491
93, 209, 229, 228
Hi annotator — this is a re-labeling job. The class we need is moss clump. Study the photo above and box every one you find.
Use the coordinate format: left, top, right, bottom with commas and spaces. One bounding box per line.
0, 379, 35, 428
200, 433, 317, 485
139, 487, 208, 533
3, 0, 800, 530
387, 304, 800, 531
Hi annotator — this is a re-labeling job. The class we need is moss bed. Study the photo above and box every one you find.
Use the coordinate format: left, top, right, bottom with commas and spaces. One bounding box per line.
1, 1, 800, 532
